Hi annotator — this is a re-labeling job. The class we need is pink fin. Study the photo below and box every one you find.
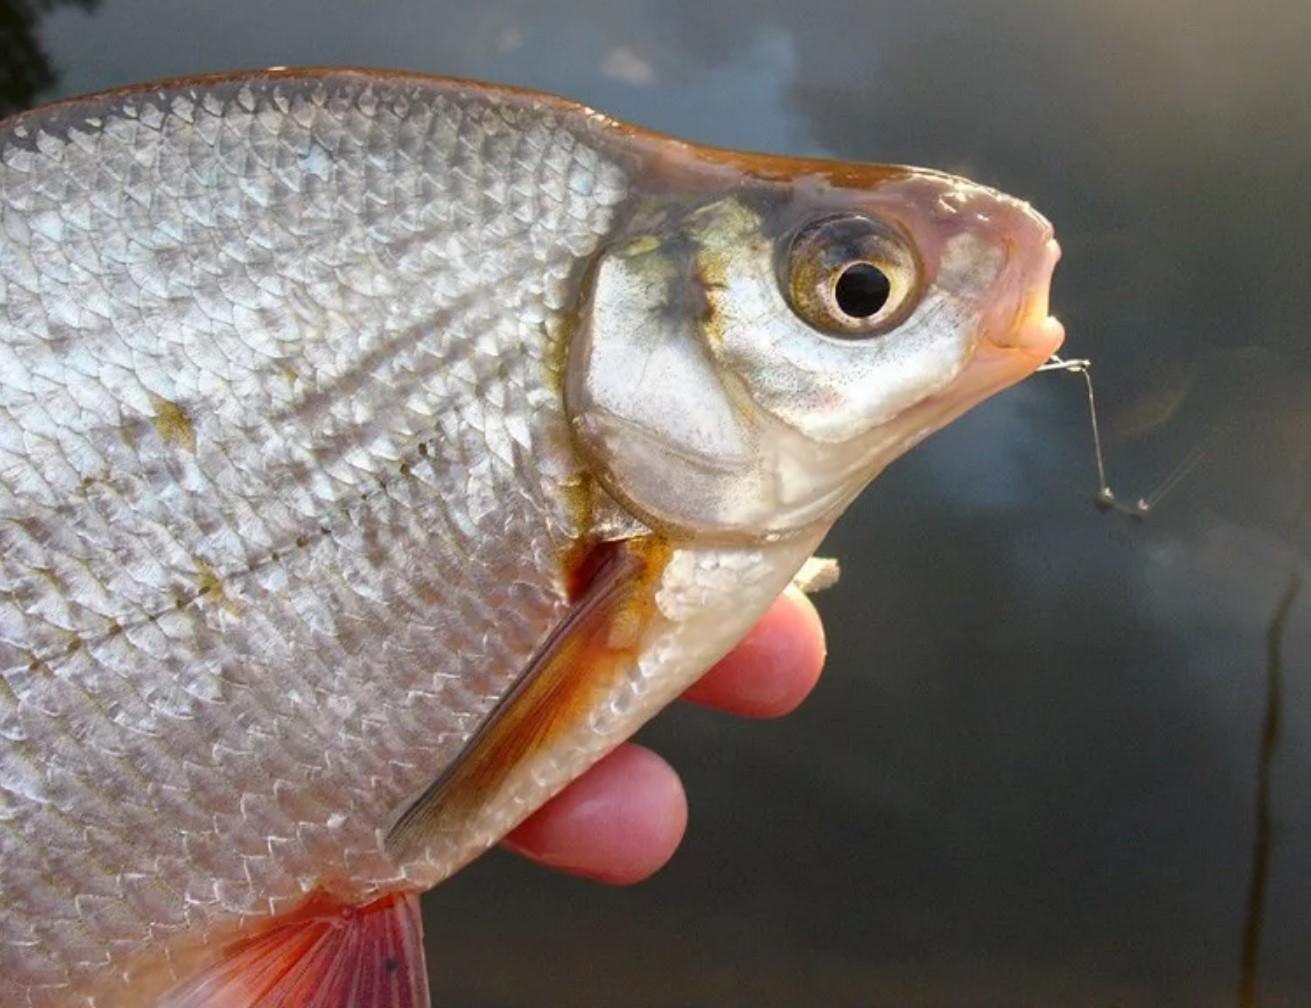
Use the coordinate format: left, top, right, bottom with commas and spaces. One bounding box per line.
160, 892, 430, 1008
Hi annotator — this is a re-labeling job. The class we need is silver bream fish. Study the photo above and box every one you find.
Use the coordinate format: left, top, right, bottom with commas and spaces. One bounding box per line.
0, 68, 1064, 1006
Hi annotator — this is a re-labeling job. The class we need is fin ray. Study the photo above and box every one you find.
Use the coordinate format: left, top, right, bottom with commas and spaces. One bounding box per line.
385, 538, 663, 860
158, 891, 428, 1008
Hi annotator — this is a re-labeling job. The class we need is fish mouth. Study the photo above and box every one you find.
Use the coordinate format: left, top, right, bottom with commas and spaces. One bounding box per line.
988, 235, 1066, 361
921, 231, 1066, 421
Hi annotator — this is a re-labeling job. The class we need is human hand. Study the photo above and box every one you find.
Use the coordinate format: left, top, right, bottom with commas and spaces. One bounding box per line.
501, 587, 826, 883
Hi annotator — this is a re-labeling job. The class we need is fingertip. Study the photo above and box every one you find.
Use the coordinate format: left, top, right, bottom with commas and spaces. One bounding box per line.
502, 743, 687, 885
782, 585, 827, 666
682, 586, 827, 718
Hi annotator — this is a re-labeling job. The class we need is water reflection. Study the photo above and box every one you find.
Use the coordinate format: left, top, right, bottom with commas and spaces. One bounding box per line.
1241, 569, 1302, 1008
13, 0, 1311, 1004
0, 0, 98, 116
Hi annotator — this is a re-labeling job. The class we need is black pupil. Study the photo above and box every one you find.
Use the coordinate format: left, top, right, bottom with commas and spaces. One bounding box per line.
834, 262, 891, 319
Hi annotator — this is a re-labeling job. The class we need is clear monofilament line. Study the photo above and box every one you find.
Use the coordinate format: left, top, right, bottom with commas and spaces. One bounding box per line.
1041, 352, 1214, 517
1080, 364, 1109, 495
1137, 440, 1207, 512
1039, 354, 1116, 505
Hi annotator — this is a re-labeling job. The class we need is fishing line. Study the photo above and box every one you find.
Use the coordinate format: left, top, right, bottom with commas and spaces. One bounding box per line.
1039, 354, 1218, 517
1136, 438, 1207, 513
1038, 354, 1148, 519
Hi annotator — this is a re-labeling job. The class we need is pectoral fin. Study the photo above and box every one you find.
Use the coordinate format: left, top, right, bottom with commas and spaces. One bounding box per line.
159, 891, 427, 1008
385, 537, 669, 862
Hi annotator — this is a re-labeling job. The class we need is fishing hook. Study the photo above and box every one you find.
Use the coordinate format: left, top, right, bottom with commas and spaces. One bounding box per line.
1038, 354, 1151, 519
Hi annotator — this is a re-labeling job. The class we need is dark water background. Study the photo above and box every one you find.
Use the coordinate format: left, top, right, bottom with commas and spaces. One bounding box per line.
7, 1, 1311, 1004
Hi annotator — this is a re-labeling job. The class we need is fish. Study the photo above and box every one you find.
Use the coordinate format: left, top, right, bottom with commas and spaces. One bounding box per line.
0, 67, 1064, 1007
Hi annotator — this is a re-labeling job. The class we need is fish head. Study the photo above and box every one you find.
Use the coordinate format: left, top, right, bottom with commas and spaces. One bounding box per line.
566, 163, 1064, 541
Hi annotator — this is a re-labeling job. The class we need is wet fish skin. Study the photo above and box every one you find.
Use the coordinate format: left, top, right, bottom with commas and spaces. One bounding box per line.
0, 69, 1062, 1006
2, 72, 616, 1004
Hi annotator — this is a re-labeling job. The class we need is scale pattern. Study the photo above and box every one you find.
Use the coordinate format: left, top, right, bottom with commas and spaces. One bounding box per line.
0, 74, 628, 1005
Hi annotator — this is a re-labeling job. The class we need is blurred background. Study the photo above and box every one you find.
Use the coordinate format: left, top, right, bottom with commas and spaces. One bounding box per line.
5, 1, 1309, 1004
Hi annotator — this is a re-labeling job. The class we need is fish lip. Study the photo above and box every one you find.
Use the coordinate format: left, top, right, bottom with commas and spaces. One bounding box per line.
909, 174, 1060, 361
985, 235, 1065, 360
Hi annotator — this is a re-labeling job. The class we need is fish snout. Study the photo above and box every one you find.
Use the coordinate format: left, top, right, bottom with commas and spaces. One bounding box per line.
979, 200, 1065, 362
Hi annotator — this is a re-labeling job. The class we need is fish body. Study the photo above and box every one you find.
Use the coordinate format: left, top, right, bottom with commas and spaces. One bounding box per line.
0, 69, 1062, 1006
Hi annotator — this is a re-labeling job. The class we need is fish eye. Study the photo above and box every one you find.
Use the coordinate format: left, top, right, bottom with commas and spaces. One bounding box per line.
834, 262, 891, 318
783, 214, 920, 338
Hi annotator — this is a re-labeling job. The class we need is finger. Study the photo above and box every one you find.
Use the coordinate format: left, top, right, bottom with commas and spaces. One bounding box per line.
501, 743, 687, 885
681, 586, 826, 718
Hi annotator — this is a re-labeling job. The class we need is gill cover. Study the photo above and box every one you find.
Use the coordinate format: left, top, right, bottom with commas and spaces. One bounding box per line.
566, 174, 1047, 542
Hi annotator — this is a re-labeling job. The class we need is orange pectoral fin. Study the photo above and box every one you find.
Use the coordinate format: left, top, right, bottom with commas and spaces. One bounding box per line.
158, 891, 428, 1008
385, 536, 670, 863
